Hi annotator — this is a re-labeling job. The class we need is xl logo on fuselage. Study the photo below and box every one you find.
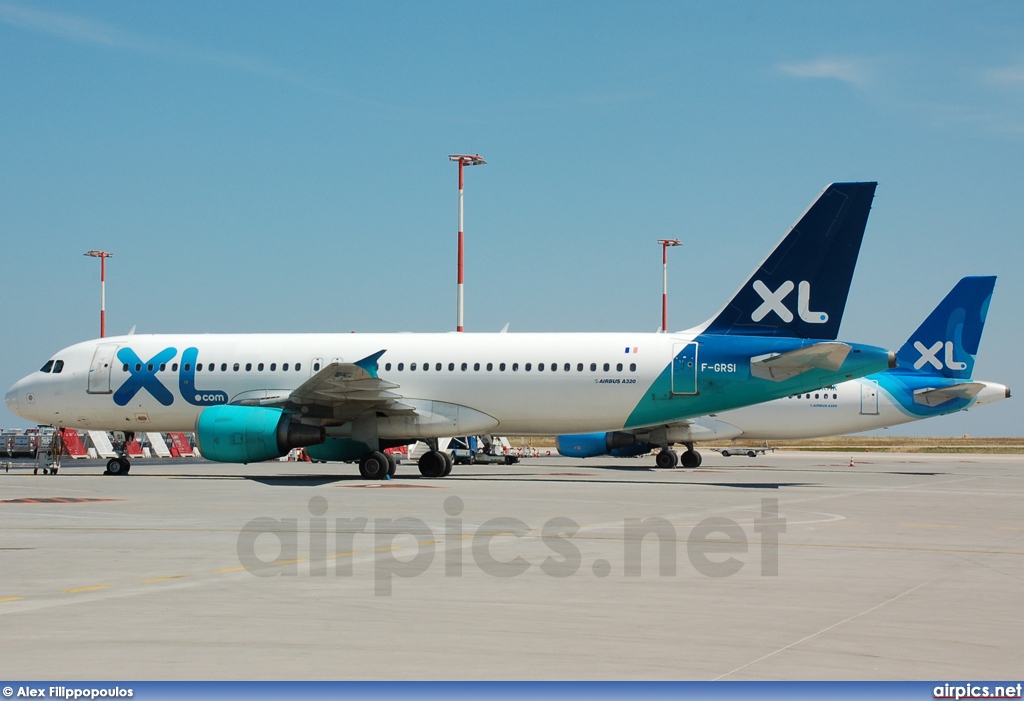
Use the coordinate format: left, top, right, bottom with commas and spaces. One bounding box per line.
913, 341, 967, 371
751, 280, 828, 324
179, 347, 229, 405
114, 348, 178, 406
112, 347, 228, 407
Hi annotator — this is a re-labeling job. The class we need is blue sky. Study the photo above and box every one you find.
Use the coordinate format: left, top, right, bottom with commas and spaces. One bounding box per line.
1, 1, 1021, 436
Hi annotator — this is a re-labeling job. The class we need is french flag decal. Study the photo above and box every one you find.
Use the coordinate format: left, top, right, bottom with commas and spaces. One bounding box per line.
625, 347, 638, 354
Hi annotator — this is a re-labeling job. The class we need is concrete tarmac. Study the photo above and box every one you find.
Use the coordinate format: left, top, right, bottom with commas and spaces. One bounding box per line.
0, 451, 1021, 680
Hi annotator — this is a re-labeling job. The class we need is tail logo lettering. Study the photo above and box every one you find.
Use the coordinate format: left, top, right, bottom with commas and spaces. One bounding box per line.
751, 280, 828, 324
913, 341, 967, 371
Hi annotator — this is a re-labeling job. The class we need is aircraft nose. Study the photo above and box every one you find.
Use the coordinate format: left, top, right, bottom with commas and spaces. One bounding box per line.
5, 381, 20, 414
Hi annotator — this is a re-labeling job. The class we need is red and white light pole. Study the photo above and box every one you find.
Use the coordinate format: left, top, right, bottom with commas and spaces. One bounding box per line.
449, 154, 486, 332
657, 239, 682, 332
84, 250, 113, 338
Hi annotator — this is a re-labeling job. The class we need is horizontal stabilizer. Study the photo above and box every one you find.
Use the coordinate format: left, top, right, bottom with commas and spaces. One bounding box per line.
913, 382, 985, 407
750, 342, 851, 382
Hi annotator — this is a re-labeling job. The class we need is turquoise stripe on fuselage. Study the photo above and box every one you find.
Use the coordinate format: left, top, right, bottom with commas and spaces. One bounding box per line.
625, 334, 891, 429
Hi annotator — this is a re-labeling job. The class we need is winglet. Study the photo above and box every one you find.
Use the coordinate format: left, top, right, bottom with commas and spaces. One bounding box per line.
354, 350, 386, 379
700, 182, 877, 340
895, 276, 996, 380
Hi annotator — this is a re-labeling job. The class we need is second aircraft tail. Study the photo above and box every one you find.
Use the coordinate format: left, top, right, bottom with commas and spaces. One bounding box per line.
894, 276, 996, 380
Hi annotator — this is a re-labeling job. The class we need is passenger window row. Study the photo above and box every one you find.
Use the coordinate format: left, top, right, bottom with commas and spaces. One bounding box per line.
383, 361, 638, 373
119, 362, 305, 373
788, 393, 839, 400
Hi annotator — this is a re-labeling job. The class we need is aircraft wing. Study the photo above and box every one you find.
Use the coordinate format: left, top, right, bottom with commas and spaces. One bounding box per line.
913, 382, 985, 407
750, 342, 851, 382
234, 350, 414, 421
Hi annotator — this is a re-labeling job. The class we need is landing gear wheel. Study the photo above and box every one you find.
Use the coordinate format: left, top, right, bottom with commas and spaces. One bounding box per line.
441, 451, 453, 477
105, 457, 130, 475
696, 451, 703, 466
418, 451, 446, 478
680, 450, 700, 468
386, 453, 398, 477
655, 449, 678, 469
359, 451, 390, 480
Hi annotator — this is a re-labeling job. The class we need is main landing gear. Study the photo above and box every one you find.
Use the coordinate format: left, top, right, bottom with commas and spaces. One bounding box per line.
353, 441, 453, 481
358, 451, 399, 480
417, 449, 453, 478
105, 431, 133, 475
655, 443, 703, 469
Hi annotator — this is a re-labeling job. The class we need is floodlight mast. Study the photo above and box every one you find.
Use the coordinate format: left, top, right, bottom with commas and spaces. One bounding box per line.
657, 239, 682, 332
84, 250, 113, 338
449, 154, 486, 332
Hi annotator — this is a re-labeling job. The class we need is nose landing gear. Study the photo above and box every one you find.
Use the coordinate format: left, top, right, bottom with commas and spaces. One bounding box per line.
104, 432, 133, 475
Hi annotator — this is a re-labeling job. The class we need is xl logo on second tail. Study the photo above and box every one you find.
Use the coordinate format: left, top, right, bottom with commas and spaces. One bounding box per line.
913, 341, 967, 371
751, 280, 828, 324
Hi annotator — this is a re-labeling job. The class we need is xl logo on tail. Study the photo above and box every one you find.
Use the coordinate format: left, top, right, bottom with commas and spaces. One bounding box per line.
751, 281, 828, 324
913, 341, 967, 371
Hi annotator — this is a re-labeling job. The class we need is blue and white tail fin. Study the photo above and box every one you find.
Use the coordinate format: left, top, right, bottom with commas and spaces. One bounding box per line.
700, 182, 877, 339
895, 276, 996, 380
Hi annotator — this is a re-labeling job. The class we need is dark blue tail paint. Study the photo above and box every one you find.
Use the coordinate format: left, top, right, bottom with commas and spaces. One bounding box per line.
894, 276, 995, 380
702, 182, 876, 340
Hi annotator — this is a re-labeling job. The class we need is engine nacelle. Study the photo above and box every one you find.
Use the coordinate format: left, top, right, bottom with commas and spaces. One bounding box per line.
195, 405, 325, 463
556, 432, 650, 458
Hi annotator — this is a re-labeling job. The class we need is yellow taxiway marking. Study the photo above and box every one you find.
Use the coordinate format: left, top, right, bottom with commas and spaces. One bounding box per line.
140, 575, 190, 583
214, 566, 247, 573
0, 597, 24, 602
328, 551, 356, 558
276, 558, 305, 565
374, 545, 399, 552
60, 585, 110, 594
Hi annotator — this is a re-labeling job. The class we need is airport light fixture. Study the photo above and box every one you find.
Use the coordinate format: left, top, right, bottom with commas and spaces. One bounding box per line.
449, 154, 487, 332
84, 250, 113, 338
657, 239, 682, 332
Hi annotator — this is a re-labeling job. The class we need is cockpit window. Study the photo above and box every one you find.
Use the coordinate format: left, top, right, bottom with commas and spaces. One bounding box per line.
52, 360, 64, 374
40, 360, 54, 373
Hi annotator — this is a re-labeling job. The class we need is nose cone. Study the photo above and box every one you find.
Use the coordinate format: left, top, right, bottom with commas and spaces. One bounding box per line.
5, 380, 21, 416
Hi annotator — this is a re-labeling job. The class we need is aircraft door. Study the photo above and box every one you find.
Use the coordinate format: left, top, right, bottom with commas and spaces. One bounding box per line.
671, 342, 699, 395
860, 380, 879, 415
87, 343, 119, 394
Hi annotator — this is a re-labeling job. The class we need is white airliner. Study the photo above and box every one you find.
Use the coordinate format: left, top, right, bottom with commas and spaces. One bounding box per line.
557, 276, 1010, 467
6, 182, 895, 478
